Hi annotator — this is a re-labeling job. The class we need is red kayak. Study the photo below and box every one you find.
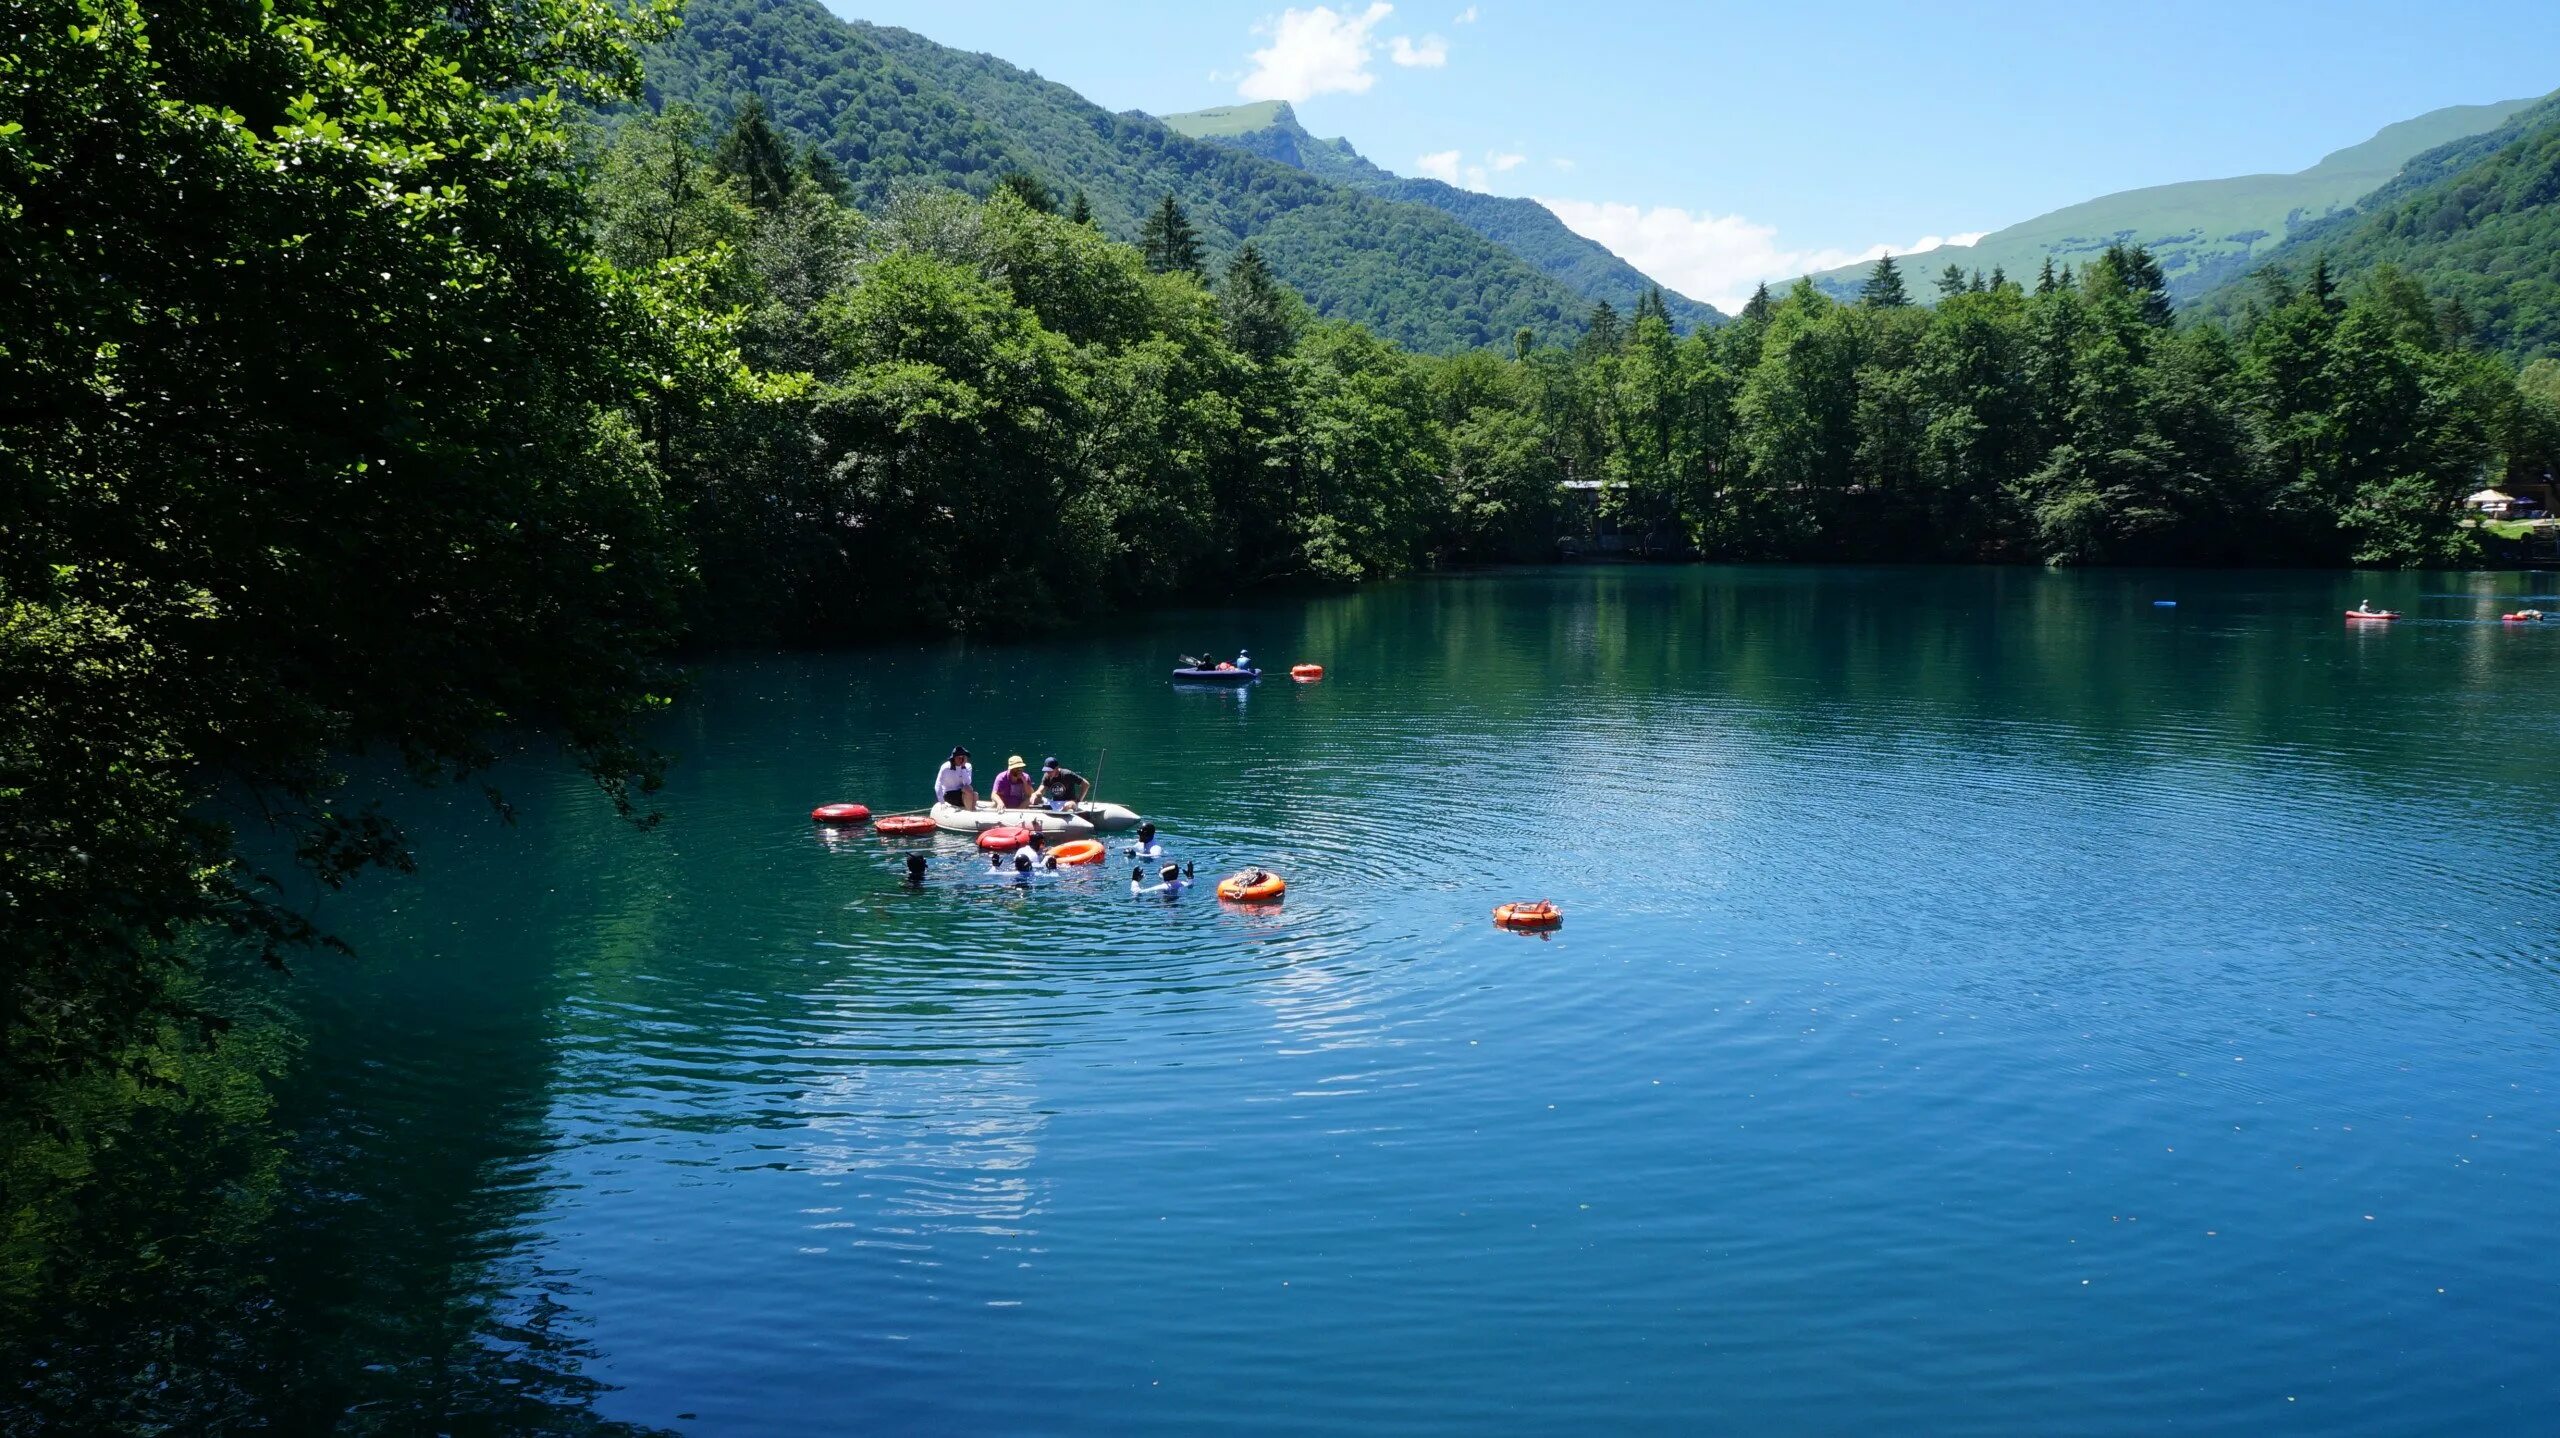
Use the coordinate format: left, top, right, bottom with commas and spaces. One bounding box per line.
2344, 610, 2400, 622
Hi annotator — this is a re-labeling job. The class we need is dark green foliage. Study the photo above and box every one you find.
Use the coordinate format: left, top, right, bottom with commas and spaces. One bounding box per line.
715, 95, 797, 210
1140, 192, 1204, 276
1861, 255, 1911, 308
1484, 244, 2531, 571
1222, 245, 1299, 364
638, 0, 1596, 352
2199, 95, 2560, 362
996, 169, 1058, 214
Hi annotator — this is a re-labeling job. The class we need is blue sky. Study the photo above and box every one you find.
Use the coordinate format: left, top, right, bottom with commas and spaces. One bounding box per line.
821, 0, 2560, 308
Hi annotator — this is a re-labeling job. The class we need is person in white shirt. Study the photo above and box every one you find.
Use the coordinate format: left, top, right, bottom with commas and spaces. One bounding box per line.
1130, 862, 1193, 897
932, 746, 976, 810
1124, 822, 1165, 860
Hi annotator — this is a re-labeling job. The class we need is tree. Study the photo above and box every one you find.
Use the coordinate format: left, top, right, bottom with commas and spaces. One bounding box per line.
1221, 244, 1297, 363
3, 0, 686, 1095
1861, 255, 1911, 309
1937, 264, 1971, 300
715, 95, 797, 212
996, 170, 1058, 214
1741, 283, 1776, 324
1068, 189, 1093, 226
800, 145, 850, 204
1580, 301, 1624, 356
1138, 193, 1204, 277
1634, 285, 1672, 328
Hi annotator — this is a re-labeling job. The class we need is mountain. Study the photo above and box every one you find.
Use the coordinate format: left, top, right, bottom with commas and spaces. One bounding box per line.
639, 0, 1603, 353
1796, 96, 2544, 304
2196, 94, 2560, 362
1161, 101, 1723, 331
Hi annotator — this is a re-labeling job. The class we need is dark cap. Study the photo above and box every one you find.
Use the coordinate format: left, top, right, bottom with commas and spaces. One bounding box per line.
1043, 755, 1060, 769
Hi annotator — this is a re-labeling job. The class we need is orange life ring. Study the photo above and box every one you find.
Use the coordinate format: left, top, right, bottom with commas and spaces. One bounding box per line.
1290, 664, 1324, 681
1050, 839, 1106, 866
979, 826, 1033, 852
811, 803, 871, 824
1217, 870, 1286, 903
874, 815, 937, 836
1493, 901, 1562, 930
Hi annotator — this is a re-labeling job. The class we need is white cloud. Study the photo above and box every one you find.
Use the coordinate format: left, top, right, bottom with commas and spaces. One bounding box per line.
1537, 199, 1989, 313
1454, 4, 1479, 20
1241, 4, 1395, 102
1549, 157, 1576, 170
1389, 33, 1449, 67
1415, 148, 1533, 191
1239, 5, 1451, 100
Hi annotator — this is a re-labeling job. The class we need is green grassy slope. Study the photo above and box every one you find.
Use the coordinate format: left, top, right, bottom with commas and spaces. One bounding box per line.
2197, 95, 2560, 361
1163, 101, 1722, 331
642, 0, 1599, 352
1797, 96, 2543, 304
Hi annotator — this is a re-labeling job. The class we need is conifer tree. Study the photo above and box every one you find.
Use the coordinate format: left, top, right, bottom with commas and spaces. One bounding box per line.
800, 145, 849, 204
1221, 244, 1296, 363
2035, 258, 2059, 296
1581, 300, 1624, 354
1634, 285, 1672, 328
1741, 283, 1775, 324
1068, 189, 1093, 226
1861, 255, 1911, 308
1139, 193, 1205, 277
714, 96, 796, 212
1937, 264, 1970, 300
1988, 265, 2010, 293
996, 170, 1058, 214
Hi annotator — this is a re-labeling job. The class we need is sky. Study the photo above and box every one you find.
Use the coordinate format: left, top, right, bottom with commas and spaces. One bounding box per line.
821, 0, 2560, 311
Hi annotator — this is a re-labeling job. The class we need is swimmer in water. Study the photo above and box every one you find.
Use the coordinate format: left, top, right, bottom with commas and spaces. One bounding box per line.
1130, 862, 1194, 897
1125, 822, 1165, 861
903, 853, 928, 887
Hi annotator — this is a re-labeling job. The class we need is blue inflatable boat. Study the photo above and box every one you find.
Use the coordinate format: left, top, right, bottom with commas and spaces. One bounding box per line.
1172, 665, 1260, 684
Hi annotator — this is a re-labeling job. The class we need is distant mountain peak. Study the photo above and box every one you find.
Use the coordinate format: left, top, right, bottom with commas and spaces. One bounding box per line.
1159, 102, 1723, 329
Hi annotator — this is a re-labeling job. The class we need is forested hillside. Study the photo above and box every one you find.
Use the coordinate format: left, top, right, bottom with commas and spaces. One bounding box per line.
640, 0, 1597, 352
1797, 96, 2542, 304
1163, 100, 1722, 333
2199, 95, 2560, 362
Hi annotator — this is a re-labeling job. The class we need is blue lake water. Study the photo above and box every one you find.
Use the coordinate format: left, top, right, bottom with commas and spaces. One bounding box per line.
152, 566, 2560, 1432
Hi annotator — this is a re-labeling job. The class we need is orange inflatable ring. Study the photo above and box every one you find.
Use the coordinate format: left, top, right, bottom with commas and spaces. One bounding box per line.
1217, 870, 1286, 903
811, 803, 871, 824
874, 815, 937, 837
1050, 839, 1106, 866
1493, 901, 1562, 930
1290, 664, 1324, 681
979, 826, 1033, 852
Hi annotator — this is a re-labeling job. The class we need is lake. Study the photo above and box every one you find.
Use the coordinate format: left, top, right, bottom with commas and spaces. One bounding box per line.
29, 565, 2560, 1434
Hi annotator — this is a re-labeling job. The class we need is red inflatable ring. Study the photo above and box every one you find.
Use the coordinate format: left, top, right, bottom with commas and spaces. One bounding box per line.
1290, 664, 1325, 682
874, 815, 937, 837
1050, 839, 1106, 865
1494, 901, 1562, 930
1217, 870, 1286, 903
811, 803, 872, 824
979, 826, 1033, 852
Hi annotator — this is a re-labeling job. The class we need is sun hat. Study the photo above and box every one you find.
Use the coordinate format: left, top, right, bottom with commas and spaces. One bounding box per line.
1008, 755, 1027, 769
950, 745, 970, 759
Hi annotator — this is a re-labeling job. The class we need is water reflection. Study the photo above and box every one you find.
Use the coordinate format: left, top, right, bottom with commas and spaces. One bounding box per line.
17, 566, 2560, 1434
